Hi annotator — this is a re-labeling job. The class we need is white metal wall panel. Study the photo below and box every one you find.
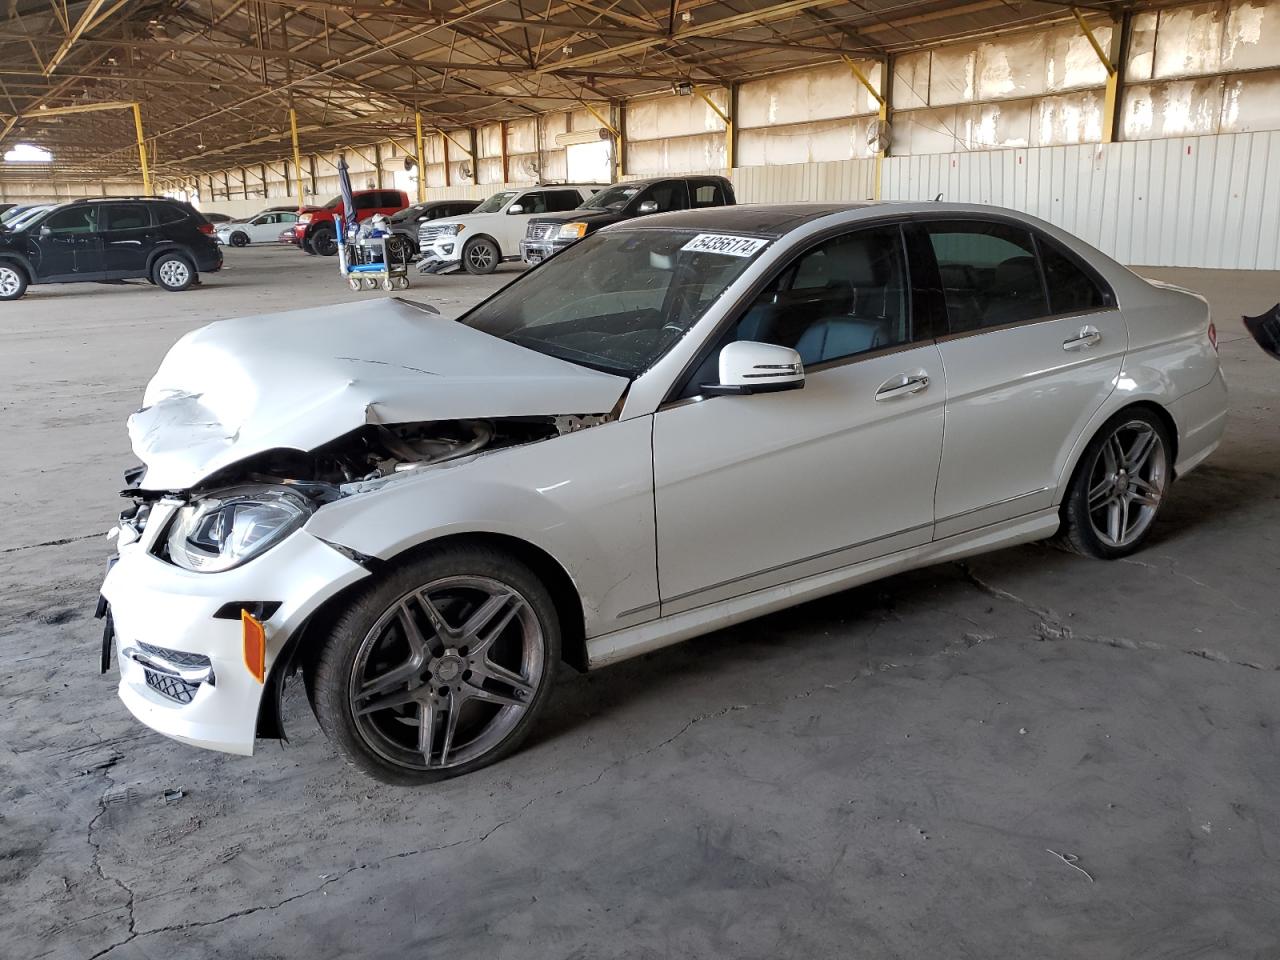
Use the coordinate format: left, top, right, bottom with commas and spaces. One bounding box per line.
879, 130, 1280, 268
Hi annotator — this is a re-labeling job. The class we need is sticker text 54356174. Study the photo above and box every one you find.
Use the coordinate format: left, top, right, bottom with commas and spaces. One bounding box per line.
681, 234, 770, 258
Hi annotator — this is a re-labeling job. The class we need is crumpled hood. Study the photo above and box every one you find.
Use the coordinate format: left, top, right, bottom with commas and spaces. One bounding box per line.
130, 298, 628, 491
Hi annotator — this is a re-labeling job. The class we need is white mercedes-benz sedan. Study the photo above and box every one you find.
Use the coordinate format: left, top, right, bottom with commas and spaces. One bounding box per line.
98, 202, 1227, 784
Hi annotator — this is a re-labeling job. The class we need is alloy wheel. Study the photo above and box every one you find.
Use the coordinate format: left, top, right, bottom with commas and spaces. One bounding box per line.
466, 241, 496, 272
0, 266, 21, 297
1086, 419, 1167, 548
348, 576, 546, 772
158, 259, 190, 288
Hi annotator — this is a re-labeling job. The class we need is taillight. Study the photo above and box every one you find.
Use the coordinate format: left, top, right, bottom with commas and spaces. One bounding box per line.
197, 222, 214, 235
1208, 320, 1218, 352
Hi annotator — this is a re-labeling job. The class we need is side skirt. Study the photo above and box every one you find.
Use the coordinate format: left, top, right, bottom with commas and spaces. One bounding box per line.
585, 509, 1060, 669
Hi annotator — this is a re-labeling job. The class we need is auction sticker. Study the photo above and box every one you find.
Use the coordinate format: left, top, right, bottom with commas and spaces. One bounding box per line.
681, 234, 769, 257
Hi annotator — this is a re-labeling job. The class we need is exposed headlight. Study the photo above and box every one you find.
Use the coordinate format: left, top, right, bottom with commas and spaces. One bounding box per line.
165, 487, 313, 573
438, 223, 464, 236
557, 222, 588, 240
297, 213, 313, 224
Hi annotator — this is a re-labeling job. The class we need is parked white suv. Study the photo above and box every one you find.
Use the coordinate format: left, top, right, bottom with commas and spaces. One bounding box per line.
418, 183, 603, 275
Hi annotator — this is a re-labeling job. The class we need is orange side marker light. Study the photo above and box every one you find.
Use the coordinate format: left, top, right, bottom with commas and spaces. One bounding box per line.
242, 610, 266, 683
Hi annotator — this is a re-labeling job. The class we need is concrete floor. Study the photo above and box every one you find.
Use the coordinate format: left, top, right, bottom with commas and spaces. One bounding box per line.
1, 247, 1277, 960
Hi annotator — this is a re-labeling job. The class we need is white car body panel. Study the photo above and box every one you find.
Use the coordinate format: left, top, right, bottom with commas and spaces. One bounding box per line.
421, 185, 599, 265
216, 212, 298, 244
129, 298, 627, 491
653, 343, 944, 614
102, 201, 1228, 758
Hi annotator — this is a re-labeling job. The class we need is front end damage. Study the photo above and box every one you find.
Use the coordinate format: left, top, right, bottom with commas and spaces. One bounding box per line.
99, 298, 628, 756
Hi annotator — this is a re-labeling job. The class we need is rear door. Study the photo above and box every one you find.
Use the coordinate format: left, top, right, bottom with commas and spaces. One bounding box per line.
919, 218, 1126, 538
100, 203, 155, 276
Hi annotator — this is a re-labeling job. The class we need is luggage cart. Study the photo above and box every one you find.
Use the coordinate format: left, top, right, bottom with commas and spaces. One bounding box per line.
336, 215, 412, 292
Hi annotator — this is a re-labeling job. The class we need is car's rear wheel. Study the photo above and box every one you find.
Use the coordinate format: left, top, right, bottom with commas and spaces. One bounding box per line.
311, 226, 338, 256
0, 263, 28, 301
309, 545, 561, 785
462, 237, 499, 275
229, 231, 249, 247
1057, 408, 1172, 559
153, 253, 195, 292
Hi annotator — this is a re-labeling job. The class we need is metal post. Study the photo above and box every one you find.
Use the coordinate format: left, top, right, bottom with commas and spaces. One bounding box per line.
131, 102, 152, 195
843, 57, 887, 199
415, 111, 427, 202
500, 120, 510, 184
289, 107, 305, 206
692, 86, 732, 173
1072, 7, 1120, 143
442, 131, 450, 187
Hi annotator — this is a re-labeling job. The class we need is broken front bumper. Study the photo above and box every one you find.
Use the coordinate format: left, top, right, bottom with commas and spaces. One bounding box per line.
100, 504, 369, 756
417, 256, 462, 275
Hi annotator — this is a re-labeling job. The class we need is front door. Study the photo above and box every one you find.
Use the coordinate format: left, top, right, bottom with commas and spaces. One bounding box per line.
100, 202, 155, 277
919, 219, 1128, 538
652, 222, 945, 615
33, 205, 102, 280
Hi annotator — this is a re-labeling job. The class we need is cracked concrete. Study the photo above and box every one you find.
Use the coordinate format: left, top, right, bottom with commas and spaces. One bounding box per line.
1, 251, 1278, 959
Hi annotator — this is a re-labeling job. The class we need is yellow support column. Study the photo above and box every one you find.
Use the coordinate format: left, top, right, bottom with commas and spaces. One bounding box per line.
1072, 7, 1119, 143
131, 102, 152, 196
843, 57, 887, 200
289, 108, 306, 207
415, 112, 427, 202
692, 86, 732, 172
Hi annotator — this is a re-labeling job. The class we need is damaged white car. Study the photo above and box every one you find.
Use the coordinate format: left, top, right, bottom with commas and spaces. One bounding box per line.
99, 203, 1227, 784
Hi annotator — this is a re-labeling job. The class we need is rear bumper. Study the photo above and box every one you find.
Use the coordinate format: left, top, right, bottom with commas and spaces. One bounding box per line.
1170, 365, 1228, 477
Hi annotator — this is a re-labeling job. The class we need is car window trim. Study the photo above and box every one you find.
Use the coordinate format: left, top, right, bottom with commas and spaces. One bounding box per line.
661, 215, 926, 407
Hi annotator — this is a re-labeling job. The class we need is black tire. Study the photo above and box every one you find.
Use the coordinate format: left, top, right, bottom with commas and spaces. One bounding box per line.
308, 544, 562, 785
461, 237, 499, 275
302, 238, 318, 255
311, 226, 338, 257
152, 253, 195, 292
229, 231, 249, 247
1055, 407, 1173, 559
0, 262, 29, 300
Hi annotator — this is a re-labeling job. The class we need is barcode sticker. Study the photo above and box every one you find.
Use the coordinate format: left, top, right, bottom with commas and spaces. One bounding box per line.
680, 234, 769, 257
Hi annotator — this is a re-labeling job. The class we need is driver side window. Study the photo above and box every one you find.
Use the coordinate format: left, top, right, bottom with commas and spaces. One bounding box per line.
730, 224, 911, 367
515, 193, 548, 214
43, 206, 98, 234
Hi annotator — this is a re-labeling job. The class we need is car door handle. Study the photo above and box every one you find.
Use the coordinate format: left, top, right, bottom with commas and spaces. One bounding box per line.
875, 373, 930, 401
1063, 326, 1102, 351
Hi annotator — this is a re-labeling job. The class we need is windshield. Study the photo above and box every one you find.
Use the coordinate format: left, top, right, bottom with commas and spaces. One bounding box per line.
581, 184, 641, 211
462, 229, 770, 377
323, 195, 343, 209
474, 191, 517, 214
4, 207, 48, 230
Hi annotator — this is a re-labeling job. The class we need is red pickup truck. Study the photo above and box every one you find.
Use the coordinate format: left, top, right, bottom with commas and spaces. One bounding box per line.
293, 188, 409, 256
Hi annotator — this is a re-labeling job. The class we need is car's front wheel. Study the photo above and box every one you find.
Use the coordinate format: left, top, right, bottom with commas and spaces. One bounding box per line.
462, 237, 499, 275
0, 262, 28, 301
311, 226, 338, 256
309, 544, 561, 784
229, 231, 249, 247
153, 253, 195, 292
1057, 408, 1173, 559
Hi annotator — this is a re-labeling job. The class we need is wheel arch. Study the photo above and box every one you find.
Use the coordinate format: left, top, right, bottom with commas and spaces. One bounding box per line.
1055, 398, 1181, 504
146, 243, 197, 275
0, 253, 33, 280
260, 528, 589, 739
464, 232, 502, 258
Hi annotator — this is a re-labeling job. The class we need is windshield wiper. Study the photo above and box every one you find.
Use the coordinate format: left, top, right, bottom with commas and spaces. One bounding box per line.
505, 334, 633, 377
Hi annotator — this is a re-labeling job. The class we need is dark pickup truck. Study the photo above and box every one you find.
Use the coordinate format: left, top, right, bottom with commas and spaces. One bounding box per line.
519, 175, 735, 264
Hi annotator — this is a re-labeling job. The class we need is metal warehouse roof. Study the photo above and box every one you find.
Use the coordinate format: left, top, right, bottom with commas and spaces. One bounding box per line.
0, 0, 1134, 180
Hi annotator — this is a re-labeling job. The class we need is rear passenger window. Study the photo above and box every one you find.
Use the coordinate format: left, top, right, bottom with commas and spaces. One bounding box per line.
355, 194, 380, 211
103, 204, 150, 231
731, 225, 911, 366
926, 221, 1048, 333
155, 204, 189, 224
546, 190, 584, 213
691, 182, 725, 208
1038, 238, 1108, 313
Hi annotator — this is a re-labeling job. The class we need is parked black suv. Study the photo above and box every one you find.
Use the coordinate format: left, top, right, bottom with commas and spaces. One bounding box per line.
0, 197, 222, 300
520, 175, 735, 264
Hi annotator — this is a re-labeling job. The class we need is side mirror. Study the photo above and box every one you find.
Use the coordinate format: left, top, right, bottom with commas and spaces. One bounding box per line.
637, 200, 659, 214
507, 204, 524, 214
703, 341, 805, 395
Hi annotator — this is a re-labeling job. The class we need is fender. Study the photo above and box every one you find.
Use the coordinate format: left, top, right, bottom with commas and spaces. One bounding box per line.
302, 416, 659, 638
0, 251, 36, 280
463, 232, 502, 258
145, 242, 198, 273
